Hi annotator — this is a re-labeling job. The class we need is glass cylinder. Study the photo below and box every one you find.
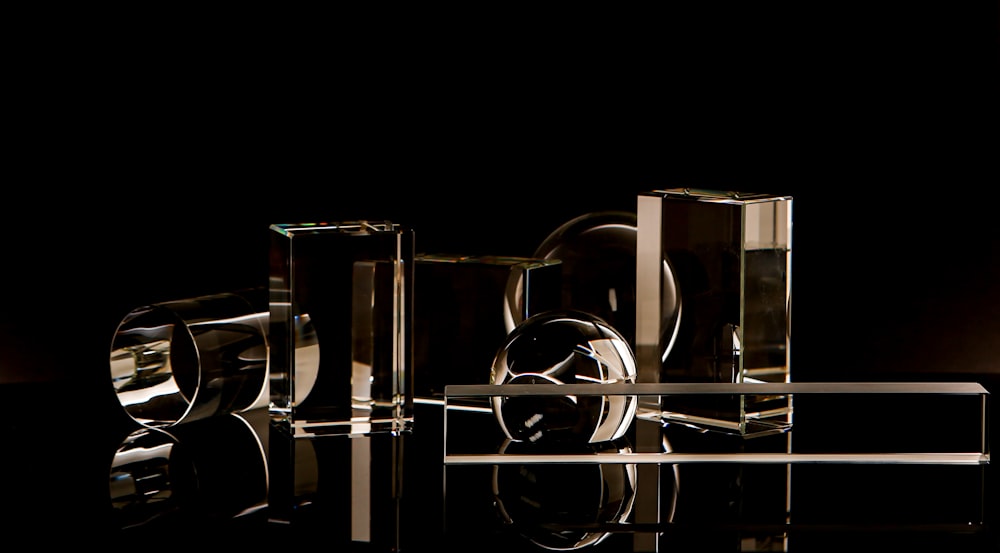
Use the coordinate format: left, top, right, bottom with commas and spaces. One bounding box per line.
109, 292, 269, 428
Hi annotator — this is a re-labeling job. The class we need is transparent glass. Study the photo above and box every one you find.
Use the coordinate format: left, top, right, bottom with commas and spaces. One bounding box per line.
413, 254, 561, 402
109, 410, 268, 530
269, 221, 414, 437
444, 381, 990, 463
109, 292, 269, 427
636, 189, 793, 436
533, 211, 642, 350
489, 310, 639, 445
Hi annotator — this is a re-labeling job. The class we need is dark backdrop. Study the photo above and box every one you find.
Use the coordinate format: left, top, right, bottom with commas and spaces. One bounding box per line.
0, 7, 998, 545
2, 4, 998, 394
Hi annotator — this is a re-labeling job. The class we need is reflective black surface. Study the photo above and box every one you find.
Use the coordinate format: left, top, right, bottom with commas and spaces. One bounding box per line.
1, 374, 998, 551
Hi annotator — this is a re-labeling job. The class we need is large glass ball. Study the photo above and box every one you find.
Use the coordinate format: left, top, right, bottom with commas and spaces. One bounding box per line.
533, 211, 681, 363
533, 211, 640, 349
490, 310, 638, 444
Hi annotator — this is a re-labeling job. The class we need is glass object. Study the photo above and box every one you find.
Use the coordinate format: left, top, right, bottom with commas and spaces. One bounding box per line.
269, 221, 414, 437
489, 310, 638, 445
636, 188, 793, 437
445, 381, 989, 464
109, 409, 269, 530
413, 254, 561, 402
533, 211, 641, 350
109, 292, 269, 427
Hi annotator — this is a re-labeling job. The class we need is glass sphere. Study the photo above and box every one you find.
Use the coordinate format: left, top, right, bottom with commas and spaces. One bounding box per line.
490, 310, 637, 444
533, 211, 640, 349
533, 211, 681, 362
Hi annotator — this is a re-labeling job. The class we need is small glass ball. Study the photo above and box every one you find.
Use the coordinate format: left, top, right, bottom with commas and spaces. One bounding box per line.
490, 310, 638, 444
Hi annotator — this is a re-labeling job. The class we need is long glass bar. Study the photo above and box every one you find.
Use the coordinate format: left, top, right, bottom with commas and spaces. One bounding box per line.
443, 382, 989, 465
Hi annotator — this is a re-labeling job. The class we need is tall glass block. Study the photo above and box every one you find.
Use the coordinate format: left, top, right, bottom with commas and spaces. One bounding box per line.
636, 189, 792, 436
269, 221, 414, 437
413, 254, 561, 402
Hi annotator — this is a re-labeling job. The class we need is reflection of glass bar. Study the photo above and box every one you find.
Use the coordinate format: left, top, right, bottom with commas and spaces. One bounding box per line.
446, 452, 987, 465
443, 382, 989, 465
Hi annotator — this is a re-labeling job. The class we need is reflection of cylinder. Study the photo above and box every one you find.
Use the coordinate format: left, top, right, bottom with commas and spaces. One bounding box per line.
492, 439, 639, 551
109, 293, 268, 427
109, 412, 268, 530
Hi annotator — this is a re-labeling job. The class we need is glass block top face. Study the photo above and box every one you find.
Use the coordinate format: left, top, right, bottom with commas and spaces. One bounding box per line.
270, 220, 402, 237
644, 188, 792, 204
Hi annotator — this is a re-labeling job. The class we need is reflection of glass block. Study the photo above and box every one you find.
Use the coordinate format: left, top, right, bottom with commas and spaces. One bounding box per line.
267, 428, 405, 550
413, 254, 561, 402
269, 221, 414, 437
636, 189, 792, 437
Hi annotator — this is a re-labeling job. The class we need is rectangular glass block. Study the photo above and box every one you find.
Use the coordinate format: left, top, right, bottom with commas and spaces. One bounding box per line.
636, 188, 793, 436
413, 254, 561, 403
269, 221, 414, 437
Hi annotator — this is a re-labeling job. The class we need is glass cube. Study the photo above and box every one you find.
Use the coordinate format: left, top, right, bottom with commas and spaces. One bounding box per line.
413, 254, 561, 402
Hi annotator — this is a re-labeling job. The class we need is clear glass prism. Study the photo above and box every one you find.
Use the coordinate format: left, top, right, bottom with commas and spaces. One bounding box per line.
268, 221, 414, 437
636, 189, 793, 436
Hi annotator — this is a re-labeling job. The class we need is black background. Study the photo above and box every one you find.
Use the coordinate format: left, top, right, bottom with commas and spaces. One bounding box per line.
1, 5, 998, 547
